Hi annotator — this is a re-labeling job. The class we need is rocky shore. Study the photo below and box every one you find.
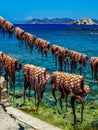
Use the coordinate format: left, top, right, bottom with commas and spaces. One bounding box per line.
0, 77, 10, 106
0, 104, 19, 130
0, 77, 61, 130
0, 77, 33, 130
0, 77, 20, 130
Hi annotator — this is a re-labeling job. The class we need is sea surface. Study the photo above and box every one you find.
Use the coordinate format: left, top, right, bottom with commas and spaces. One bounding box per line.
0, 24, 98, 94
1, 24, 98, 129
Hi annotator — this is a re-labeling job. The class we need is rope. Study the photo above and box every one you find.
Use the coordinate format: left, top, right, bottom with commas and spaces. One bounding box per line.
84, 79, 98, 83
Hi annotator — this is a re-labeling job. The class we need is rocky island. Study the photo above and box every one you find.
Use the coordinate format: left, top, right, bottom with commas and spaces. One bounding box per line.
72, 18, 95, 25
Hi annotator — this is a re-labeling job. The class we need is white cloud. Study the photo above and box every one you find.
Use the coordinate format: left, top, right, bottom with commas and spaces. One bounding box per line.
25, 16, 33, 20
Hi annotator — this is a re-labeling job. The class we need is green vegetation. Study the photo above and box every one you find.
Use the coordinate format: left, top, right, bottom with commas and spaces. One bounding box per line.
9, 90, 98, 130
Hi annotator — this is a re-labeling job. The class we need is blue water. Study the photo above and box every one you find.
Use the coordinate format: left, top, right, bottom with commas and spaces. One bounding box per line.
0, 24, 98, 93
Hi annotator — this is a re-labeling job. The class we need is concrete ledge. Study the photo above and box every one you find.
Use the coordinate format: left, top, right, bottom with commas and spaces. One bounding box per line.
0, 104, 19, 130
6, 106, 62, 130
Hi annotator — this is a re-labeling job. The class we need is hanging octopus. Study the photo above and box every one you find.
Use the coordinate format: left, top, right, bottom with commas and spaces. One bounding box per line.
0, 16, 6, 33
23, 64, 50, 111
57, 47, 69, 71
51, 71, 90, 124
22, 32, 36, 52
68, 50, 88, 74
15, 27, 25, 41
90, 57, 98, 79
35, 38, 51, 57
1, 52, 22, 96
51, 45, 69, 70
0, 52, 3, 75
4, 21, 14, 36
51, 45, 60, 60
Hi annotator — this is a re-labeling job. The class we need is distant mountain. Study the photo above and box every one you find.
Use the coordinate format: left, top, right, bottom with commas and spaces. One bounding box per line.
15, 17, 98, 25
93, 19, 98, 24
27, 18, 74, 24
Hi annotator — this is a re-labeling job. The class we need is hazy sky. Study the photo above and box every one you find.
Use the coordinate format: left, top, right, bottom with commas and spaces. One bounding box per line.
0, 0, 98, 21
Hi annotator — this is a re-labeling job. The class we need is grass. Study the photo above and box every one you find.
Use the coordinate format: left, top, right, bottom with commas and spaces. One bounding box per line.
9, 90, 98, 130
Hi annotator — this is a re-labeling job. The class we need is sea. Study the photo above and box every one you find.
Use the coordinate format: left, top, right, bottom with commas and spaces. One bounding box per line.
0, 24, 98, 92
0, 24, 98, 129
